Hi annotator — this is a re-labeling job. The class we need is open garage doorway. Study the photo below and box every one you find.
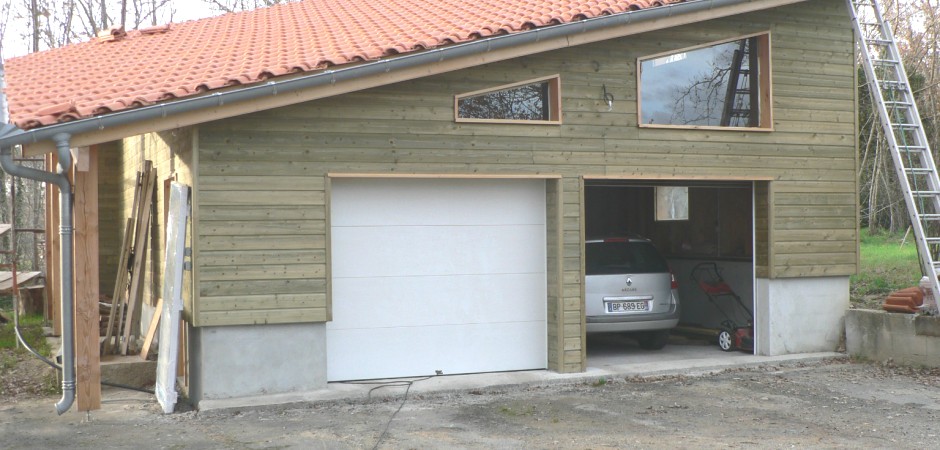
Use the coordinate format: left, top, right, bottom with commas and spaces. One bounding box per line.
584, 179, 756, 361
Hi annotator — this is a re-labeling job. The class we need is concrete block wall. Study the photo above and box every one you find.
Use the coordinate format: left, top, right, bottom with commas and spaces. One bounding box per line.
188, 323, 328, 406
846, 309, 940, 367
755, 277, 849, 355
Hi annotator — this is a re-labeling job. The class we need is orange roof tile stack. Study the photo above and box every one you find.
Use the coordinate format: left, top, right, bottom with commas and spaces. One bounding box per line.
2, 0, 683, 130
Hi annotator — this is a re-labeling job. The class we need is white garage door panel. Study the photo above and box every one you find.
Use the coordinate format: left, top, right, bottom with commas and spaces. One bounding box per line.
327, 322, 547, 381
331, 178, 545, 226
331, 273, 546, 329
331, 224, 546, 278
328, 178, 547, 381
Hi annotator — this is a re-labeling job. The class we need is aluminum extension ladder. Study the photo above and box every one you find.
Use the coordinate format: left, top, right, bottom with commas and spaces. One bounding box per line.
847, 0, 940, 311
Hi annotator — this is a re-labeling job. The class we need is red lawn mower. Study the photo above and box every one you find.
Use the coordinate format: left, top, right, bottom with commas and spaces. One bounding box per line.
691, 262, 754, 353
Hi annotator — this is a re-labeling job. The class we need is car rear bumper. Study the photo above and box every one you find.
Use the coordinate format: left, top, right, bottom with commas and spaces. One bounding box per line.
585, 309, 680, 333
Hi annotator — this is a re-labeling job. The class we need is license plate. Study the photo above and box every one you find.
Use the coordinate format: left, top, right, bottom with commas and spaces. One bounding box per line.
606, 301, 649, 313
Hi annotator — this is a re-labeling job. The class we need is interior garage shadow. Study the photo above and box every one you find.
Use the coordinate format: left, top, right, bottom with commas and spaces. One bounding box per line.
583, 179, 758, 365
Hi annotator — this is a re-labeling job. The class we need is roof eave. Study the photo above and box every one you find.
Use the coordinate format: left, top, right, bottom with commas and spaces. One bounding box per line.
1, 0, 811, 155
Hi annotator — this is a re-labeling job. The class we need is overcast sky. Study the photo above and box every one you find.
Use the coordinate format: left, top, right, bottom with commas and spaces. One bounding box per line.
168, 1, 217, 22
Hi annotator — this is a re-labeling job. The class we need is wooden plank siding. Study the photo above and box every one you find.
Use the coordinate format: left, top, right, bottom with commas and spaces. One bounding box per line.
755, 182, 772, 278
190, 0, 856, 372
97, 141, 123, 296
545, 180, 564, 372
119, 128, 196, 318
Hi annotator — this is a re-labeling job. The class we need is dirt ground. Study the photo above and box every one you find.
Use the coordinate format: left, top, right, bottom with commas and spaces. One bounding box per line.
0, 348, 58, 400
2, 358, 940, 449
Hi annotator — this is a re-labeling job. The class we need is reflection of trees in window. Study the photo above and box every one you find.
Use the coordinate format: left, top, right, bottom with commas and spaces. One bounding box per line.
641, 36, 762, 127
666, 42, 737, 126
669, 38, 758, 126
458, 81, 550, 120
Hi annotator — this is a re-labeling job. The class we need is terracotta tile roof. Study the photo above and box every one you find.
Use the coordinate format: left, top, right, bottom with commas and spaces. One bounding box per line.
3, 0, 685, 130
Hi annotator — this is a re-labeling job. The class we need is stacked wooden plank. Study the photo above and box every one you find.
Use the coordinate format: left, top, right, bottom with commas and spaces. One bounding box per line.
101, 161, 155, 355
98, 301, 113, 335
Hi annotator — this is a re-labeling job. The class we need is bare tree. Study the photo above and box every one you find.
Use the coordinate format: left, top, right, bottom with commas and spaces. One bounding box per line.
201, 0, 296, 14
859, 0, 940, 233
29, 0, 37, 52
7, 0, 174, 55
0, 0, 12, 58
113, 0, 173, 30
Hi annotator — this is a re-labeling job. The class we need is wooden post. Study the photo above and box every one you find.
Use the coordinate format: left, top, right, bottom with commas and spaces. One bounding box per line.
73, 146, 101, 411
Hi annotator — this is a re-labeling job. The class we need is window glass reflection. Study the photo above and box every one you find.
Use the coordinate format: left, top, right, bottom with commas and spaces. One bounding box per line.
641, 37, 760, 127
457, 81, 550, 121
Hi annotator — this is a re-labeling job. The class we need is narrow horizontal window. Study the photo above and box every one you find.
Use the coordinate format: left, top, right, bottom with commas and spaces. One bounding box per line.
455, 75, 561, 124
638, 33, 772, 130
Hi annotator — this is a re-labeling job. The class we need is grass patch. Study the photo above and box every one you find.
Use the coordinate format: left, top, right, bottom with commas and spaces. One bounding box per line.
498, 404, 536, 417
850, 228, 921, 309
0, 313, 50, 355
0, 312, 58, 399
0, 352, 17, 371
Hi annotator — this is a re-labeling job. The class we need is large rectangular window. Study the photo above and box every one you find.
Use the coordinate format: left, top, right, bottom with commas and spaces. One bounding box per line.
638, 33, 771, 130
455, 75, 561, 124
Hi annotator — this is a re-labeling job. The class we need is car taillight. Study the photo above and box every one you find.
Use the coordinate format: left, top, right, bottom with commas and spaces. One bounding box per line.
670, 268, 679, 289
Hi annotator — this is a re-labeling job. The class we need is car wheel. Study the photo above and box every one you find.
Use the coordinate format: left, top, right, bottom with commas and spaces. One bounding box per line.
637, 330, 669, 350
717, 329, 734, 352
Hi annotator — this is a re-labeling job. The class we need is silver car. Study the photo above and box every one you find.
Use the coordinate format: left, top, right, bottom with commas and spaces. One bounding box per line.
585, 237, 680, 350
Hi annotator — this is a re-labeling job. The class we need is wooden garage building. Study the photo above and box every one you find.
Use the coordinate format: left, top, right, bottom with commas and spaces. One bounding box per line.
0, 0, 857, 408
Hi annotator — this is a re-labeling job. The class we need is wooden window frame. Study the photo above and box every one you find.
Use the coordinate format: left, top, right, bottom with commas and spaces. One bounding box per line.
454, 74, 563, 125
637, 31, 773, 132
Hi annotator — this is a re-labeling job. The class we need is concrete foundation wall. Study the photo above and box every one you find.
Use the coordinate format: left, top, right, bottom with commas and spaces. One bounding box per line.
846, 309, 940, 367
188, 323, 327, 405
755, 277, 849, 355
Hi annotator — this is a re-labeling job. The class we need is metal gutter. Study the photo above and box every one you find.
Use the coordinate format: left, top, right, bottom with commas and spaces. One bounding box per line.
0, 64, 76, 415
0, 137, 75, 414
0, 0, 764, 150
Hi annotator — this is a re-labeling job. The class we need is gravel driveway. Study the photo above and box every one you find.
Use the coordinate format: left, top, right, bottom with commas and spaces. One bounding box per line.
3, 358, 940, 449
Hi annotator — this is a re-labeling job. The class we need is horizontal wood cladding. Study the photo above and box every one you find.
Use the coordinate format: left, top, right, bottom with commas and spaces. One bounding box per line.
120, 128, 195, 316
97, 141, 123, 296
194, 0, 855, 328
198, 308, 327, 327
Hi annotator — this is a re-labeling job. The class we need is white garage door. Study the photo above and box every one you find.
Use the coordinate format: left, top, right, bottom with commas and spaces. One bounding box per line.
328, 178, 547, 381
